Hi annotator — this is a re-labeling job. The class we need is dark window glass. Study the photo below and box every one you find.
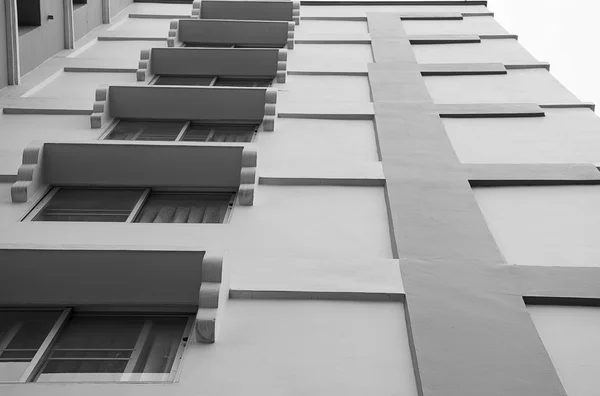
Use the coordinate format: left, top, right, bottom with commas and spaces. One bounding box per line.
154, 76, 214, 86
135, 192, 233, 224
106, 121, 186, 141
35, 316, 188, 383
0, 311, 62, 382
33, 189, 144, 222
182, 124, 256, 143
213, 78, 272, 88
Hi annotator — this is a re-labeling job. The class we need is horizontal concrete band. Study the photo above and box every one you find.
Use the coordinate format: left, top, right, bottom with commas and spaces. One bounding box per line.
466, 163, 600, 186
518, 266, 600, 302
230, 290, 403, 301
301, 1, 488, 5
367, 12, 568, 396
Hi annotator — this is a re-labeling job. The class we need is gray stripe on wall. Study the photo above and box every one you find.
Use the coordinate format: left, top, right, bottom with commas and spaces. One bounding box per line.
367, 12, 568, 396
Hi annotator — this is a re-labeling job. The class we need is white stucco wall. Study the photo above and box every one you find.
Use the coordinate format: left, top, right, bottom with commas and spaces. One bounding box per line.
302, 5, 490, 17
124, 3, 192, 15
402, 16, 507, 35
0, 301, 417, 396
425, 69, 580, 104
0, 185, 393, 259
107, 17, 170, 37
444, 108, 600, 164
275, 75, 372, 104
287, 44, 373, 72
23, 71, 138, 108
257, 118, 379, 166
72, 40, 167, 67
474, 186, 600, 267
0, 114, 98, 175
296, 20, 369, 35
528, 305, 600, 396
412, 39, 538, 65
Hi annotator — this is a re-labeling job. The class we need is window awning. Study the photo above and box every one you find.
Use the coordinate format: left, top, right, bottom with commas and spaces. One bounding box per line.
138, 47, 287, 83
11, 141, 257, 205
170, 19, 295, 49
192, 0, 300, 24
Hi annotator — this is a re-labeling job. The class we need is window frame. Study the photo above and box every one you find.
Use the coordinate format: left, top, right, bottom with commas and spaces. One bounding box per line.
149, 74, 273, 88
0, 309, 194, 384
100, 119, 259, 143
22, 187, 236, 224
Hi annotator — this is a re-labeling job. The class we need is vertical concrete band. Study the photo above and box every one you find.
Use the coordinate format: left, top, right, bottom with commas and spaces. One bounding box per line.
367, 13, 568, 396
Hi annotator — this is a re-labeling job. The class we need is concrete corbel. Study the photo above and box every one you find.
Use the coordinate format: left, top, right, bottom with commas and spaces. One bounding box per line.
262, 88, 277, 132
90, 85, 112, 129
287, 22, 295, 49
11, 141, 45, 203
137, 49, 152, 82
292, 0, 300, 25
192, 1, 202, 19
195, 251, 227, 343
238, 147, 257, 206
276, 49, 287, 83
167, 20, 182, 47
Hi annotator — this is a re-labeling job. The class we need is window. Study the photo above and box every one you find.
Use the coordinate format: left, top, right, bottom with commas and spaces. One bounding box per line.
154, 76, 214, 86
17, 0, 41, 33
213, 77, 272, 88
152, 75, 272, 88
0, 310, 193, 383
105, 120, 257, 143
73, 0, 87, 9
27, 188, 235, 223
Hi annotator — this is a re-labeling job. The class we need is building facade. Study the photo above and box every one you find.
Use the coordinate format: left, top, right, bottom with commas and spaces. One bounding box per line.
0, 1, 599, 396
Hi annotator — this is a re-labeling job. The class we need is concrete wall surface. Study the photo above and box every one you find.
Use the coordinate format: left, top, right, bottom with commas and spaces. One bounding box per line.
71, 40, 167, 68
529, 305, 600, 396
474, 185, 600, 267
73, 0, 103, 42
0, 2, 8, 89
302, 5, 490, 17
0, 301, 418, 396
257, 118, 379, 166
413, 39, 538, 65
109, 0, 134, 18
403, 16, 508, 35
24, 71, 138, 108
0, 185, 393, 258
296, 20, 369, 35
275, 75, 372, 104
444, 108, 600, 164
107, 17, 170, 37
287, 44, 373, 72
425, 69, 581, 104
0, 114, 98, 175
18, 1, 65, 76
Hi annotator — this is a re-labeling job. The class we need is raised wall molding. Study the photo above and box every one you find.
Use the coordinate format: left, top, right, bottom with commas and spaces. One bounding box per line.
91, 85, 111, 128
5, 0, 20, 85
239, 148, 258, 206
11, 142, 45, 203
196, 251, 228, 343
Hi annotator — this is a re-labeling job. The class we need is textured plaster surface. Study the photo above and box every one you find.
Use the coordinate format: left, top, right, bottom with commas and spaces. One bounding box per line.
275, 75, 372, 104
403, 16, 507, 35
0, 2, 8, 89
0, 301, 418, 396
413, 38, 538, 64
107, 17, 170, 37
73, 0, 103, 42
72, 40, 167, 67
370, 12, 568, 396
0, 185, 393, 259
474, 185, 600, 267
0, 114, 96, 175
529, 305, 600, 396
257, 118, 379, 166
287, 43, 373, 72
445, 108, 600, 164
302, 5, 490, 17
297, 20, 369, 35
425, 69, 581, 104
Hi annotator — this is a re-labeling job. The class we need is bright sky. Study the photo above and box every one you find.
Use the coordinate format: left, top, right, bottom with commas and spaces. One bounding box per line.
487, 0, 599, 109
